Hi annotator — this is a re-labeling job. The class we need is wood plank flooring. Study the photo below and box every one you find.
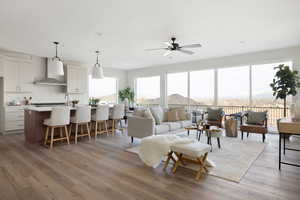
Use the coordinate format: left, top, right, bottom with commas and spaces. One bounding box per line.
0, 132, 300, 200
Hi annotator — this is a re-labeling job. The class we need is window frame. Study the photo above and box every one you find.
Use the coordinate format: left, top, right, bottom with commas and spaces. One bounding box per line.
88, 75, 119, 104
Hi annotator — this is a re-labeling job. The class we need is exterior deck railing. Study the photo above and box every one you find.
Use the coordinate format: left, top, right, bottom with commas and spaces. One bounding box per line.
137, 103, 289, 128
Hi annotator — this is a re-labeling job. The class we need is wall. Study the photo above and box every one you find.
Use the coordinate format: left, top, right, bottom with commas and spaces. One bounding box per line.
127, 46, 300, 113
0, 49, 128, 105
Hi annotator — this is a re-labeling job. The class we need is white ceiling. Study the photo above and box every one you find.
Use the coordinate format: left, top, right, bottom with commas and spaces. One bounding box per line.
0, 0, 299, 70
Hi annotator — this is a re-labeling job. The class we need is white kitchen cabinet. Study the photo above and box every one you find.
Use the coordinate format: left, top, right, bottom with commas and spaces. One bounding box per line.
3, 58, 33, 93
67, 65, 87, 94
3, 106, 25, 134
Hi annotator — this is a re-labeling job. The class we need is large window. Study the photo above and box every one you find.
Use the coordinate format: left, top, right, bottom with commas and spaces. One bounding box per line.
89, 76, 118, 104
218, 66, 249, 106
252, 61, 293, 107
136, 76, 160, 104
190, 70, 214, 105
167, 72, 188, 105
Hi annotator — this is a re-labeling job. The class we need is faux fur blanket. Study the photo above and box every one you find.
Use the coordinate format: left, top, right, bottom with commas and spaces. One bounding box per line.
138, 135, 195, 168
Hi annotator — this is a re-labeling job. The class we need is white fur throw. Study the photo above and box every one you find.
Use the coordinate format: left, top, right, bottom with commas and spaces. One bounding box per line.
138, 135, 195, 168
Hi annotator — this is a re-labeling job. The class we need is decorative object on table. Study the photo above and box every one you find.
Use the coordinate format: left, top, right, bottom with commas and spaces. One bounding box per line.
89, 97, 100, 107
240, 111, 268, 142
92, 50, 104, 79
24, 96, 32, 105
225, 117, 238, 137
71, 100, 79, 107
123, 98, 129, 112
270, 64, 300, 117
118, 87, 134, 110
50, 42, 64, 75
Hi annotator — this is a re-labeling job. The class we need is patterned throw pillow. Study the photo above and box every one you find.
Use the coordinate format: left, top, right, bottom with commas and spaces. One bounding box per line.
167, 110, 179, 122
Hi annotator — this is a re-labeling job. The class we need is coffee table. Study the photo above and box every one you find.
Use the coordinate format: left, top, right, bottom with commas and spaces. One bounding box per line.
185, 125, 203, 141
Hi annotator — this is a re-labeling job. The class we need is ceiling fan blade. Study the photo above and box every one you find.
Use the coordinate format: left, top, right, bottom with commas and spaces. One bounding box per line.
180, 44, 202, 49
178, 49, 194, 55
164, 42, 172, 47
163, 51, 172, 56
145, 47, 168, 51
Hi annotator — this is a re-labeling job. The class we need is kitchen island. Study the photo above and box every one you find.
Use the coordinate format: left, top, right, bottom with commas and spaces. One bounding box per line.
24, 106, 98, 144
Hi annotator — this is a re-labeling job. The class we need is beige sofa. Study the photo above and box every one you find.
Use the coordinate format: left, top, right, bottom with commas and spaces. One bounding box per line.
128, 106, 193, 142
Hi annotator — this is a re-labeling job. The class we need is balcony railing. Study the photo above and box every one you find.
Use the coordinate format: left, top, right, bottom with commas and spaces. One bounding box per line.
137, 103, 289, 128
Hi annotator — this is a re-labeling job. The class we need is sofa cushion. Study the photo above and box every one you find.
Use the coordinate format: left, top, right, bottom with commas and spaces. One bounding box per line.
169, 107, 187, 120
207, 108, 223, 121
150, 106, 164, 125
162, 122, 181, 131
179, 120, 193, 128
155, 124, 170, 134
166, 110, 179, 122
246, 111, 267, 125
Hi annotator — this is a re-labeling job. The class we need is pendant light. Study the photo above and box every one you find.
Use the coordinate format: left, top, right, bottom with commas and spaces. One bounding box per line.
52, 41, 64, 75
92, 50, 104, 79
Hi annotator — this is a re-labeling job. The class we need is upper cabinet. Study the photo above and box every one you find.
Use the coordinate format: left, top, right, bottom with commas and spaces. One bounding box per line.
66, 65, 88, 94
3, 58, 33, 93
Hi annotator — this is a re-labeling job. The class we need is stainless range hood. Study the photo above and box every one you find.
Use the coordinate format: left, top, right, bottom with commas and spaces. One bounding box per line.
34, 58, 67, 86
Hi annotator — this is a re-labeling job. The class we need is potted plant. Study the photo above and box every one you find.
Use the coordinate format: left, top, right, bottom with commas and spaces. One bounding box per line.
270, 64, 300, 117
119, 87, 135, 110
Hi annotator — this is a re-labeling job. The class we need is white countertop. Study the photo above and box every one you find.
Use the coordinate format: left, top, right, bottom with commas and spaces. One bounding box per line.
25, 106, 98, 112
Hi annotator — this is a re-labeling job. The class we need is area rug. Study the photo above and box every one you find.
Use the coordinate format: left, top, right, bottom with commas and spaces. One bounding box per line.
126, 133, 266, 183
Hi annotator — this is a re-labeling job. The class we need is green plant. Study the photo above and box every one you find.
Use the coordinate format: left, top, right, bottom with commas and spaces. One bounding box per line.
270, 64, 300, 117
119, 87, 134, 103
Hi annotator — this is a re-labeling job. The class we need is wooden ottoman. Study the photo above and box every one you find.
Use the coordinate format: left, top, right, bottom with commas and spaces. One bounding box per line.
164, 142, 211, 180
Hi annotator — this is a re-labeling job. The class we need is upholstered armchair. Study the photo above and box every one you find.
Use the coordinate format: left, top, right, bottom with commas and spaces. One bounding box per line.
205, 108, 225, 128
240, 111, 268, 142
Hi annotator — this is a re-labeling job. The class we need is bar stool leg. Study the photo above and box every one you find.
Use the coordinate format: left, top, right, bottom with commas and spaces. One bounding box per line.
95, 121, 98, 138
86, 123, 91, 140
64, 125, 70, 145
75, 124, 78, 144
104, 120, 108, 136
50, 127, 55, 149
112, 120, 115, 136
44, 126, 49, 145
69, 124, 72, 137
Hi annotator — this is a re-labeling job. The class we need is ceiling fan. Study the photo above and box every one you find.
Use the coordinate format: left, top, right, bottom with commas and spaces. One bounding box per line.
145, 37, 202, 56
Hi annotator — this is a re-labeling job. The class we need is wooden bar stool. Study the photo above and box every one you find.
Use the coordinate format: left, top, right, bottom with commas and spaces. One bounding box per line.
92, 105, 109, 138
69, 105, 91, 144
110, 104, 125, 135
43, 107, 70, 149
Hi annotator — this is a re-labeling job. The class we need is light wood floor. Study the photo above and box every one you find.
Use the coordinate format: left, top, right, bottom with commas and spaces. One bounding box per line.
0, 131, 300, 200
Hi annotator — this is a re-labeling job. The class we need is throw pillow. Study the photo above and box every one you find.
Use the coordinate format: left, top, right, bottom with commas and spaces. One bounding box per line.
167, 110, 179, 122
133, 109, 145, 117
169, 107, 186, 120
246, 111, 267, 125
207, 108, 223, 121
150, 106, 164, 124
